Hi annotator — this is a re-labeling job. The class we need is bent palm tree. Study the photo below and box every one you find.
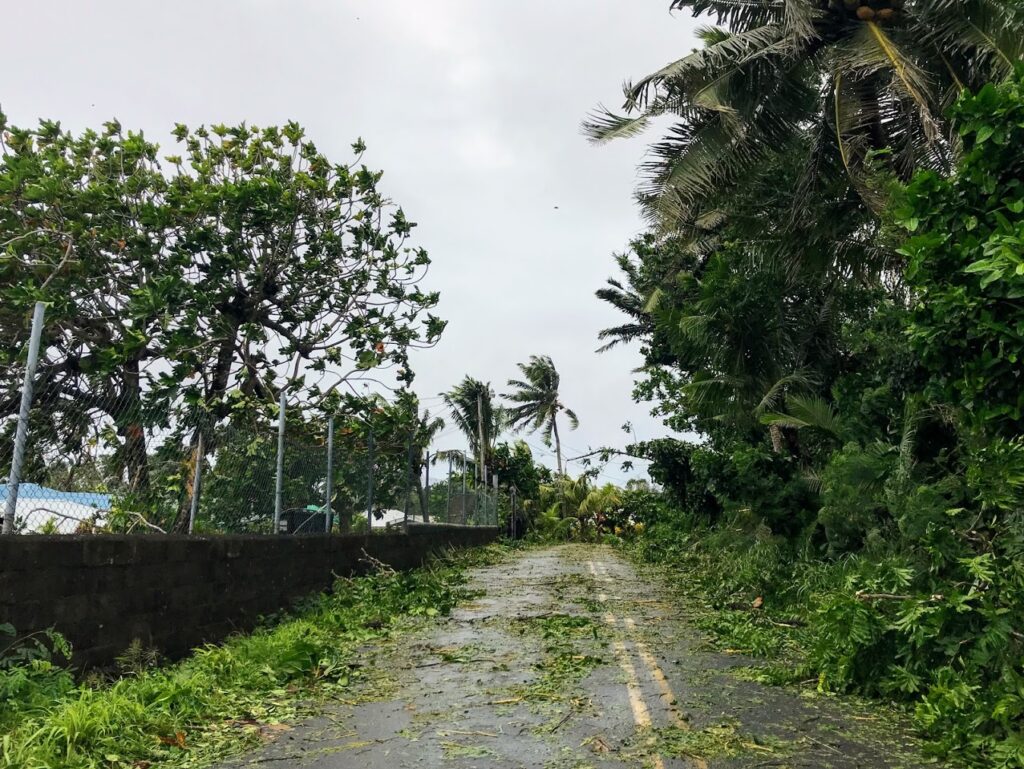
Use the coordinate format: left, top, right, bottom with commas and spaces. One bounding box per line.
412, 408, 445, 520
504, 356, 579, 475
441, 376, 503, 480
585, 1, 1024, 225
596, 252, 653, 353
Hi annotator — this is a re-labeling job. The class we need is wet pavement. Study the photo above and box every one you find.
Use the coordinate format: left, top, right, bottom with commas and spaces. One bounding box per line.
218, 544, 934, 769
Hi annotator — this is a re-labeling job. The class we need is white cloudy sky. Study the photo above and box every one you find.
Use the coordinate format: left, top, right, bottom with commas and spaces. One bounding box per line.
3, 1, 699, 482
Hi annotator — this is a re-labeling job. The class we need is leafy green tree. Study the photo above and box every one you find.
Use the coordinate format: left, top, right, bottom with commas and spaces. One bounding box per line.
578, 483, 623, 534
411, 407, 445, 521
0, 115, 445, 529
491, 440, 544, 500
586, 1, 1023, 225
0, 118, 175, 495
504, 355, 578, 474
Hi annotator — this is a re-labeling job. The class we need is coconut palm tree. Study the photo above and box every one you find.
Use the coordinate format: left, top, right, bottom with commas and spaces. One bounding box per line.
585, 1, 1024, 226
596, 252, 655, 353
441, 377, 503, 480
412, 408, 445, 520
504, 356, 579, 475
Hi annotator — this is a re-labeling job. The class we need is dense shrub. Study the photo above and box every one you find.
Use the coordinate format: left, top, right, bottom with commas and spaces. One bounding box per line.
901, 73, 1024, 435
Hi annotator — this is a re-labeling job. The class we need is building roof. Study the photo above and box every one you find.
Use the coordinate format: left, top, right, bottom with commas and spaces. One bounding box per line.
0, 482, 112, 510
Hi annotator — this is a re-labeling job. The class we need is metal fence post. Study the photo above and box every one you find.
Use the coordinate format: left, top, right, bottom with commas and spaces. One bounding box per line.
493, 473, 499, 526
187, 432, 204, 534
423, 450, 430, 523
403, 431, 413, 526
511, 485, 519, 538
445, 453, 453, 522
325, 416, 334, 533
461, 450, 467, 498
273, 391, 286, 534
462, 451, 468, 524
366, 427, 375, 530
3, 301, 45, 536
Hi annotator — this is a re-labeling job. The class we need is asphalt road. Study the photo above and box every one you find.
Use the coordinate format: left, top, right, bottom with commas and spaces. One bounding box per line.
218, 544, 932, 769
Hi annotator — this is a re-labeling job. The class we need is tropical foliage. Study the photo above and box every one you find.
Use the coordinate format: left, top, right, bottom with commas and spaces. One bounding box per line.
440, 376, 504, 480
592, 1, 1024, 762
504, 355, 578, 474
0, 116, 444, 530
585, 0, 1024, 225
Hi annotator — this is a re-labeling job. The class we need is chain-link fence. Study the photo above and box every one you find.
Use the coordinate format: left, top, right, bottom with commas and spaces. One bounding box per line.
1, 304, 502, 536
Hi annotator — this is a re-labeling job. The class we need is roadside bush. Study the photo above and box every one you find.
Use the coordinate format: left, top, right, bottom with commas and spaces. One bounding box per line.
901, 72, 1024, 436
0, 625, 74, 732
816, 443, 893, 553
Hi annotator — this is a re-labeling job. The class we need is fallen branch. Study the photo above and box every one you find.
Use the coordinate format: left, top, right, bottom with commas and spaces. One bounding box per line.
549, 710, 574, 733
855, 591, 944, 602
359, 549, 397, 575
447, 729, 498, 738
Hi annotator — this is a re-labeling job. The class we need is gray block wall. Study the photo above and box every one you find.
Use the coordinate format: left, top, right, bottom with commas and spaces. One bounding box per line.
0, 525, 498, 667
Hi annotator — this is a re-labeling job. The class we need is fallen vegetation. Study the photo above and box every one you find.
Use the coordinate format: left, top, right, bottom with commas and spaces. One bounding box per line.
0, 545, 506, 769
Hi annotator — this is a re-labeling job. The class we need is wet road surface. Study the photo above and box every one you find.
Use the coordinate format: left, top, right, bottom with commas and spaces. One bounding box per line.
219, 544, 932, 769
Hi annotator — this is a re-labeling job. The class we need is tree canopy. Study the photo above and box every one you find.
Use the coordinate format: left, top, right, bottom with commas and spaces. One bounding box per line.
0, 116, 445, 526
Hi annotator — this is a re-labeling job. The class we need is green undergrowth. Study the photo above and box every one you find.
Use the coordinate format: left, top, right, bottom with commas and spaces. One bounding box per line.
624, 521, 1024, 767
0, 543, 509, 769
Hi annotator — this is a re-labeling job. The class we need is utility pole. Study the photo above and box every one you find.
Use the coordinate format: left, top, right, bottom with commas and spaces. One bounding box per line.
476, 392, 487, 486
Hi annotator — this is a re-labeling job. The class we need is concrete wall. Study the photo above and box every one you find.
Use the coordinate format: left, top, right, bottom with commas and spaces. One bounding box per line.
0, 524, 498, 667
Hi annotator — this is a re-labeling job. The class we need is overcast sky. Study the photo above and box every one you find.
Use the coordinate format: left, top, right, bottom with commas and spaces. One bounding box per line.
3, 1, 698, 483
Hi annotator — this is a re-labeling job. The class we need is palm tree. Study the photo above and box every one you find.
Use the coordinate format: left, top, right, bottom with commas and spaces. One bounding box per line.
412, 408, 445, 521
441, 377, 503, 480
578, 483, 624, 536
504, 356, 579, 475
596, 252, 655, 353
585, 1, 1024, 225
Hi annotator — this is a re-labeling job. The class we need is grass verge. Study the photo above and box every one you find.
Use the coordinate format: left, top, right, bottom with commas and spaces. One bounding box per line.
0, 543, 507, 769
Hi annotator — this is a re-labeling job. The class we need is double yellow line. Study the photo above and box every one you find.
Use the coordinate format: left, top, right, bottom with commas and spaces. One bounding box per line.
587, 560, 708, 769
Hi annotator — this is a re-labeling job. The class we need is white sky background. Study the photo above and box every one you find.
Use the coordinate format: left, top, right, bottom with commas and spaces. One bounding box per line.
2, 1, 699, 484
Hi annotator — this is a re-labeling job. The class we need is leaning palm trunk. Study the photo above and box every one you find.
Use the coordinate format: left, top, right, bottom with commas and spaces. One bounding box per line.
769, 423, 785, 455
552, 417, 563, 475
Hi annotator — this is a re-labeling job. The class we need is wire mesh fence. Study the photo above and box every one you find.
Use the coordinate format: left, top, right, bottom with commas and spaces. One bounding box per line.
1, 305, 503, 536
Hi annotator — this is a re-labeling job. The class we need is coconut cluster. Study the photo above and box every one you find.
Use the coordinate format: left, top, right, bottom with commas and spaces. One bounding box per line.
820, 0, 903, 21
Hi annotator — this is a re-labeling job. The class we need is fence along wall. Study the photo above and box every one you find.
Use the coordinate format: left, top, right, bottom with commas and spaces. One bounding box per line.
0, 525, 498, 667
2, 304, 503, 538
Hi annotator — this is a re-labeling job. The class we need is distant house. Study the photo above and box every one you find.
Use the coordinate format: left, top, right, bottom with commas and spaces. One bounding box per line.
371, 508, 422, 529
0, 483, 112, 533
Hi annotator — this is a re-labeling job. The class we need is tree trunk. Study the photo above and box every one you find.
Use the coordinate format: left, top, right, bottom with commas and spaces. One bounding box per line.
416, 475, 430, 523
120, 423, 149, 493
118, 358, 150, 494
171, 322, 241, 531
552, 417, 563, 475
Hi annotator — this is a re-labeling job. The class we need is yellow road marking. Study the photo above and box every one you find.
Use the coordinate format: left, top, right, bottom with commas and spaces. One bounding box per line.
624, 618, 690, 730
592, 560, 710, 769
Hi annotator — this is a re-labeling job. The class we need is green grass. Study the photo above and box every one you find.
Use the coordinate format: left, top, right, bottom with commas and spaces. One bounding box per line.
0, 543, 508, 769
